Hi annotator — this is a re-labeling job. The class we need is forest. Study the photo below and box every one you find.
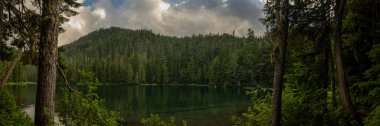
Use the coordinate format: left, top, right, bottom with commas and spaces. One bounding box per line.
3, 27, 273, 87
61, 27, 273, 86
1, 0, 380, 126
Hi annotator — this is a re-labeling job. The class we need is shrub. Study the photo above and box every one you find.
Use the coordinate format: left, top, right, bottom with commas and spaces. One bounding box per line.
232, 88, 343, 126
365, 106, 380, 126
231, 89, 271, 126
0, 89, 33, 126
141, 114, 187, 126
58, 70, 119, 126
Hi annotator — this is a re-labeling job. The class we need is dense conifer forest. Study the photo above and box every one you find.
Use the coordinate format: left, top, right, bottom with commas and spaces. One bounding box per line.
61, 27, 273, 86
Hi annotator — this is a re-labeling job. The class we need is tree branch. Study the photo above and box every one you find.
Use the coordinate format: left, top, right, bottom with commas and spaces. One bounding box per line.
57, 62, 76, 94
0, 49, 23, 88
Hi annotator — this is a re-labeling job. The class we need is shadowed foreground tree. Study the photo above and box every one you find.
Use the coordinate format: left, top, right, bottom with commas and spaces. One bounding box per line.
271, 0, 289, 125
33, 0, 80, 125
34, 0, 61, 125
333, 0, 361, 123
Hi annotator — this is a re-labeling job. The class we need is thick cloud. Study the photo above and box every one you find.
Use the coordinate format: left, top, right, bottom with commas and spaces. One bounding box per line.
58, 0, 265, 46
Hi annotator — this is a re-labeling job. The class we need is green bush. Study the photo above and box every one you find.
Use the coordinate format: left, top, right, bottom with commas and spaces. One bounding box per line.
365, 106, 380, 126
141, 114, 187, 126
232, 88, 343, 126
232, 89, 271, 126
0, 89, 33, 126
58, 70, 119, 126
231, 89, 271, 126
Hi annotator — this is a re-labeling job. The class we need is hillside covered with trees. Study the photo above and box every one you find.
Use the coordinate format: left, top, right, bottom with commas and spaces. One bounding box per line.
61, 27, 273, 87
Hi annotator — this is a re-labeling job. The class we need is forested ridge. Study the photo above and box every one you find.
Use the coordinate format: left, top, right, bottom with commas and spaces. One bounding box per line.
61, 27, 273, 86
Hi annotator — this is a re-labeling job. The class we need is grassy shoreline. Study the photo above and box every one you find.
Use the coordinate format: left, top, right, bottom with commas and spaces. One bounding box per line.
6, 82, 259, 89
5, 82, 37, 86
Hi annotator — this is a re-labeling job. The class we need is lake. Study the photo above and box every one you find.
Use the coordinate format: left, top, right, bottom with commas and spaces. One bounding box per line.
9, 84, 251, 126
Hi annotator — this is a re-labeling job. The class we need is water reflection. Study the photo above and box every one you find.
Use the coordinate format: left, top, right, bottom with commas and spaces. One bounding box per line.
10, 85, 251, 125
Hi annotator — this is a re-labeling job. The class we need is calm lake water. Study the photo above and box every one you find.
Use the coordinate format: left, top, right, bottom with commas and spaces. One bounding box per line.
9, 84, 251, 126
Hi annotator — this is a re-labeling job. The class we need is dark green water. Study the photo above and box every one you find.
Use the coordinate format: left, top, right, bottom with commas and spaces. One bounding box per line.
9, 85, 251, 126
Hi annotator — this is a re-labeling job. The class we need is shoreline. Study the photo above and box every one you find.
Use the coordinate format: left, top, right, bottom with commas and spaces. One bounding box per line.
6, 82, 263, 90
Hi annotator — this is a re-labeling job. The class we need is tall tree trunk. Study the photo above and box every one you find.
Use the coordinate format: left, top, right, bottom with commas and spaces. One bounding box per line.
0, 49, 23, 87
320, 25, 330, 111
330, 48, 337, 108
0, 0, 4, 55
0, 0, 3, 41
333, 0, 360, 123
271, 0, 289, 126
317, 0, 331, 110
34, 0, 60, 125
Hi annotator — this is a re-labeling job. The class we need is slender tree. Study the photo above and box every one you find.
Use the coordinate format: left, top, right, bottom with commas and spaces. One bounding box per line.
271, 0, 289, 125
333, 0, 359, 122
0, 0, 3, 42
0, 50, 22, 87
316, 0, 332, 110
272, 0, 289, 126
34, 0, 61, 125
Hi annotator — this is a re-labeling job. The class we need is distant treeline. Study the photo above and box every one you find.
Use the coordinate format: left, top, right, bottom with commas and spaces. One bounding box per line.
58, 27, 273, 86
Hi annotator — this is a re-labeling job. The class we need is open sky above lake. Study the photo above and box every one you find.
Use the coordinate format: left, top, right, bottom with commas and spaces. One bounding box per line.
59, 0, 266, 45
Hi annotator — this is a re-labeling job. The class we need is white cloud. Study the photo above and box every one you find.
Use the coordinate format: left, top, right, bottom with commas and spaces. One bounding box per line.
158, 1, 170, 12
58, 0, 265, 46
92, 8, 106, 19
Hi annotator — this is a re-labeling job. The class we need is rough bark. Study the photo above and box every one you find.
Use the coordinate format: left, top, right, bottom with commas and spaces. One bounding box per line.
34, 0, 61, 125
0, 49, 23, 87
0, 0, 3, 41
319, 0, 331, 110
319, 24, 330, 111
330, 46, 337, 108
330, 54, 337, 108
333, 0, 360, 122
271, 0, 289, 126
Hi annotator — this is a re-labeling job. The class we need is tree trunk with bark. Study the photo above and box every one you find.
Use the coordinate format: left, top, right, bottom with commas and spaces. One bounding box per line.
0, 0, 3, 41
0, 49, 23, 87
318, 0, 331, 110
330, 48, 337, 108
319, 24, 330, 111
333, 0, 360, 123
271, 0, 289, 126
34, 0, 61, 125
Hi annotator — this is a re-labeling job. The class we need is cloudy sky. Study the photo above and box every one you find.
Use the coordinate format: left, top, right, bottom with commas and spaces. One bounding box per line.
58, 0, 266, 46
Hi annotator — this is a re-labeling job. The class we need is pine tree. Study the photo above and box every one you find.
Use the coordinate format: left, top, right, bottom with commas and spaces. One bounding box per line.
271, 0, 289, 125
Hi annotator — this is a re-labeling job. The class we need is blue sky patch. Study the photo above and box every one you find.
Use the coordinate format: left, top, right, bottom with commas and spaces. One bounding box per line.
83, 0, 125, 7
166, 0, 186, 5
83, 0, 186, 7
82, 0, 97, 6
110, 0, 125, 7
